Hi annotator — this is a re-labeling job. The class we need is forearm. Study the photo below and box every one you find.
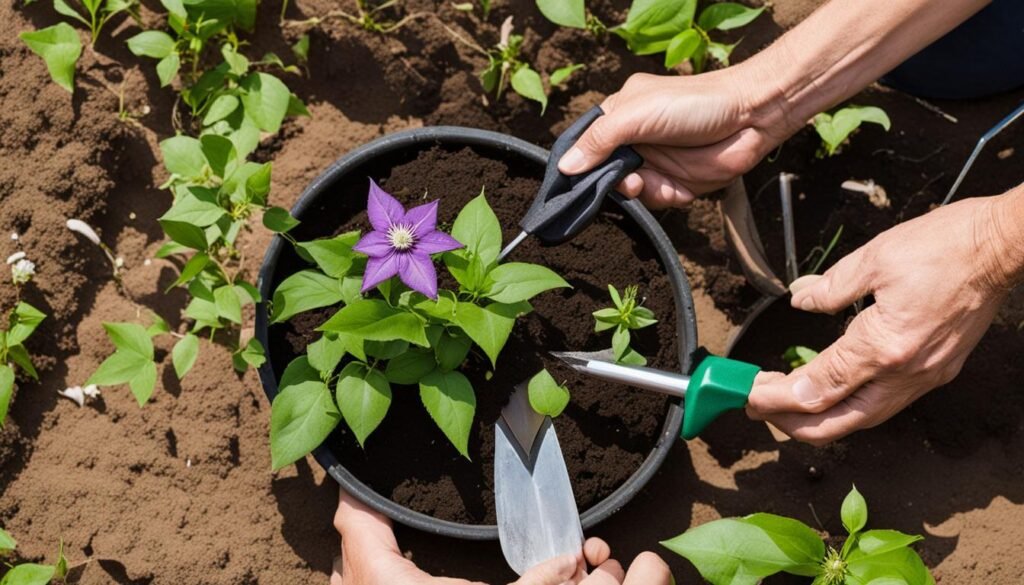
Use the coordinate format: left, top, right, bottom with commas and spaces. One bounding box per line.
987, 184, 1024, 289
737, 0, 990, 137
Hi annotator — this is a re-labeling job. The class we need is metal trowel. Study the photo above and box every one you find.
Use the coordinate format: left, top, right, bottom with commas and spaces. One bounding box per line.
495, 381, 583, 576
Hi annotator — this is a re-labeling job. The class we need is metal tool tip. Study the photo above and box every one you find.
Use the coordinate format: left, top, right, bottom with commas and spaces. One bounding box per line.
549, 351, 588, 369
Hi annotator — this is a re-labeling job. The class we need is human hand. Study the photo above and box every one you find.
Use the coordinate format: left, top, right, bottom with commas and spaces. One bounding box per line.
746, 191, 1024, 444
330, 487, 659, 585
556, 69, 787, 209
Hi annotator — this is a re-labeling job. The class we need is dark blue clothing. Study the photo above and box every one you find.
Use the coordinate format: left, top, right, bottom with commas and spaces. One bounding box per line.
883, 0, 1024, 99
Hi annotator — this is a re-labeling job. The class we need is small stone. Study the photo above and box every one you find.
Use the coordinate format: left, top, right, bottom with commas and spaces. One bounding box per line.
129, 212, 137, 220
10, 233, 18, 241
997, 147, 1014, 160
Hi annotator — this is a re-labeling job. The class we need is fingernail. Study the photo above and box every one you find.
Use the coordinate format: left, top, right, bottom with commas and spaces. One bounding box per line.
789, 274, 821, 295
792, 376, 820, 405
622, 173, 643, 195
559, 147, 586, 174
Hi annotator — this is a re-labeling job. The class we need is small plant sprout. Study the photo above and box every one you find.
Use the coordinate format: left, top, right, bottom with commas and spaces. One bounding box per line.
0, 297, 46, 426
593, 284, 656, 366
54, 0, 139, 45
57, 384, 100, 407
527, 369, 570, 417
802, 224, 844, 276
66, 218, 123, 283
268, 184, 570, 466
813, 105, 891, 157
0, 529, 73, 584
537, 0, 764, 71
19, 23, 83, 94
782, 345, 818, 369
842, 179, 891, 209
663, 485, 935, 585
446, 17, 582, 114
284, 0, 431, 34
452, 0, 492, 20
7, 252, 35, 287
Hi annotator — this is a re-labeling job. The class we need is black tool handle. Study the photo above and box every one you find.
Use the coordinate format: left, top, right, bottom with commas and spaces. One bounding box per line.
520, 106, 644, 245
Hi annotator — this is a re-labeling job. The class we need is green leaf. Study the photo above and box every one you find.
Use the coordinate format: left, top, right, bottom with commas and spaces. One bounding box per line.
485, 262, 569, 303
318, 299, 428, 347
536, 0, 585, 28
213, 284, 243, 324
419, 369, 475, 458
614, 0, 696, 55
292, 34, 310, 62
813, 106, 891, 156
270, 357, 339, 470
269, 269, 344, 323
453, 301, 530, 367
244, 162, 272, 205
549, 63, 584, 87
161, 0, 186, 18
7, 302, 46, 347
200, 134, 237, 179
697, 3, 764, 31
161, 190, 226, 228
147, 312, 171, 337
307, 334, 347, 375
0, 526, 15, 552
239, 338, 266, 369
444, 249, 488, 293
54, 539, 67, 580
159, 220, 208, 250
385, 349, 437, 384
527, 368, 569, 417
707, 40, 738, 66
782, 345, 818, 369
664, 28, 701, 68
240, 72, 291, 133
842, 485, 869, 535
87, 323, 157, 406
617, 347, 647, 366
203, 95, 240, 126
450, 191, 501, 267
435, 329, 471, 371
0, 563, 56, 585
287, 93, 310, 117
155, 241, 189, 258
166, 252, 209, 291
847, 546, 934, 585
612, 326, 630, 360
160, 135, 206, 178
20, 23, 82, 93
6, 345, 37, 381
54, 0, 90, 27
364, 340, 409, 360
661, 513, 824, 584
296, 231, 360, 278
336, 363, 391, 446
510, 66, 548, 114
156, 52, 180, 87
0, 365, 14, 428
221, 43, 250, 75
171, 333, 199, 378
852, 530, 924, 560
263, 206, 300, 233
126, 30, 175, 58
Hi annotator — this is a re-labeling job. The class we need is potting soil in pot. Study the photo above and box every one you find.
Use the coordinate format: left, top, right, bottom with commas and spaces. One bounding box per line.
272, 145, 681, 524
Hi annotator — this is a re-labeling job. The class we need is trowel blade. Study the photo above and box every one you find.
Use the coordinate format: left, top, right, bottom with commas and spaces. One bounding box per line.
495, 387, 583, 576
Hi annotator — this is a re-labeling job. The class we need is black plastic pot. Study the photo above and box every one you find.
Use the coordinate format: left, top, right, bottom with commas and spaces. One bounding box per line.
254, 126, 699, 540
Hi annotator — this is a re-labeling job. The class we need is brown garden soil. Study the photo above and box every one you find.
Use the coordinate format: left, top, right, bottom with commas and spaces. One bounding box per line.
1, 0, 1023, 583
270, 145, 678, 524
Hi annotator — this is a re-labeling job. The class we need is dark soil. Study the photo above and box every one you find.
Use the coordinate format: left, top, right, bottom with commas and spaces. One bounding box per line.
267, 145, 679, 524
3, 0, 1024, 583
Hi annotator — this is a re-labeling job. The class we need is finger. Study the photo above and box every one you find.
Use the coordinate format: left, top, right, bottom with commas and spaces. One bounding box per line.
583, 560, 625, 584
584, 538, 612, 567
623, 552, 672, 585
512, 554, 579, 585
634, 168, 695, 210
790, 246, 873, 314
788, 274, 821, 296
763, 395, 873, 446
335, 488, 400, 555
634, 128, 768, 195
330, 555, 344, 585
747, 309, 883, 415
559, 101, 640, 175
617, 173, 644, 199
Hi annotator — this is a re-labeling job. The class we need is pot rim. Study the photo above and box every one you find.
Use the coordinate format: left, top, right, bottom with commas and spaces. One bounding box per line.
254, 125, 697, 540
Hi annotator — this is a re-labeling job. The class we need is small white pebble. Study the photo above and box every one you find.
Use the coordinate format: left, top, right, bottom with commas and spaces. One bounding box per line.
10, 233, 18, 241
186, 458, 192, 468
115, 257, 124, 268
143, 258, 152, 266
58, 386, 85, 407
11, 259, 35, 285
82, 384, 100, 399
129, 212, 137, 220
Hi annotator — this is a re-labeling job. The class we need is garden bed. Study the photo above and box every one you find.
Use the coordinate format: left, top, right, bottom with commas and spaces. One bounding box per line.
1, 0, 1023, 583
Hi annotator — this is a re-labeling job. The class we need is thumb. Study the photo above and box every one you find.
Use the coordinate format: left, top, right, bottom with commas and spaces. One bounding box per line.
790, 246, 872, 314
558, 106, 636, 176
511, 553, 580, 585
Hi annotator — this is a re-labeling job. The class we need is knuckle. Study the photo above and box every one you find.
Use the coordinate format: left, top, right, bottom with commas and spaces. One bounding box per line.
583, 118, 618, 151
875, 344, 914, 370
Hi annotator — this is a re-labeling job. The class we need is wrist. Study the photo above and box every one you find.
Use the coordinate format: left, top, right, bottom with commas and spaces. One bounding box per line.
983, 186, 1024, 289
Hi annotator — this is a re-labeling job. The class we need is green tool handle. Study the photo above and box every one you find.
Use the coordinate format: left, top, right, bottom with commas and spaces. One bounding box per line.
681, 355, 761, 440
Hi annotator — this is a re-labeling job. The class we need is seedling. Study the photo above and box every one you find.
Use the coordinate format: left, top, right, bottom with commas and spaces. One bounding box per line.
663, 485, 935, 585
54, 0, 139, 45
446, 17, 583, 113
783, 345, 818, 369
0, 253, 46, 428
537, 0, 764, 72
452, 0, 492, 20
802, 225, 844, 276
0, 529, 74, 585
66, 219, 123, 286
593, 284, 656, 366
527, 368, 570, 417
19, 23, 82, 94
284, 0, 430, 34
268, 185, 570, 466
813, 105, 891, 157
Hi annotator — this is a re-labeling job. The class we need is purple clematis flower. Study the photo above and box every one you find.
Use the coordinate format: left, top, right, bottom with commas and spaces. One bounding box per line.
353, 180, 463, 299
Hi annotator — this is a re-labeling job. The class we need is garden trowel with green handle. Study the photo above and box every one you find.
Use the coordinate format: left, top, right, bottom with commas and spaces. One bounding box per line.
495, 381, 584, 576
552, 350, 761, 440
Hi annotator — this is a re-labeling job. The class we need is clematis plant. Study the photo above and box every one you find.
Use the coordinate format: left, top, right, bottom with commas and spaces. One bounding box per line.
268, 182, 571, 469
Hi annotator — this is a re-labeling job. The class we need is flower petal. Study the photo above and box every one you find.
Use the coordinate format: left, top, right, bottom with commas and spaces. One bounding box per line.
367, 179, 405, 232
399, 253, 438, 299
403, 200, 439, 237
360, 251, 401, 292
353, 230, 393, 257
414, 231, 464, 255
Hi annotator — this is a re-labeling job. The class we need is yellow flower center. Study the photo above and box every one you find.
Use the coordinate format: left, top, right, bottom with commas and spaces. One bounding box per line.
388, 224, 416, 251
